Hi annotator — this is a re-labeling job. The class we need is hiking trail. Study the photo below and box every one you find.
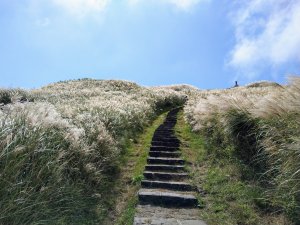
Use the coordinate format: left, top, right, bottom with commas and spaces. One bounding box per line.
133, 108, 207, 225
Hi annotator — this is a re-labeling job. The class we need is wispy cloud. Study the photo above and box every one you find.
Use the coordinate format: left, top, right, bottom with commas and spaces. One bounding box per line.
51, 0, 110, 17
167, 0, 207, 11
35, 17, 51, 27
128, 0, 209, 11
228, 0, 300, 79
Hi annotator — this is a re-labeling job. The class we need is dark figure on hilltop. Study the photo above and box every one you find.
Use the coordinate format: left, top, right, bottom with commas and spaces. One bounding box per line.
234, 81, 239, 88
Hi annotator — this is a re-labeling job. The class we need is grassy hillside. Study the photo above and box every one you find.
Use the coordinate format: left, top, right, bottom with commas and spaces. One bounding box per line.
184, 77, 300, 224
0, 79, 186, 225
1, 77, 299, 224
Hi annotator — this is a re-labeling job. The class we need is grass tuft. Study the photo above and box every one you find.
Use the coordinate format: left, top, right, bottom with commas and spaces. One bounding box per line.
183, 77, 300, 224
0, 80, 185, 224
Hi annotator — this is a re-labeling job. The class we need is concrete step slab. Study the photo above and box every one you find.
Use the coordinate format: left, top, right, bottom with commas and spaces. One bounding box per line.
149, 151, 181, 158
154, 129, 174, 132
152, 137, 180, 143
134, 217, 207, 225
145, 164, 186, 172
152, 135, 177, 139
150, 146, 179, 152
141, 180, 193, 191
138, 188, 198, 207
154, 132, 175, 136
134, 205, 204, 221
147, 157, 185, 165
143, 171, 188, 181
151, 141, 180, 147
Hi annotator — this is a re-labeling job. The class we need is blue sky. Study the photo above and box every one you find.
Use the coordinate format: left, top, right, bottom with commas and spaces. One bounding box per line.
0, 0, 299, 89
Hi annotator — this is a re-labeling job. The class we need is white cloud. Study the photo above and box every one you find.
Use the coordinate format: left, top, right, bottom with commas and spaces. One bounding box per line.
35, 17, 51, 27
167, 0, 204, 11
127, 0, 209, 11
51, 0, 110, 17
228, 0, 300, 78
127, 0, 140, 6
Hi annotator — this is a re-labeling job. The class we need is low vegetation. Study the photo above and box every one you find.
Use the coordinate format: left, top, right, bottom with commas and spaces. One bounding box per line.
0, 79, 185, 225
1, 77, 299, 225
184, 77, 300, 224
176, 111, 288, 225
113, 112, 168, 225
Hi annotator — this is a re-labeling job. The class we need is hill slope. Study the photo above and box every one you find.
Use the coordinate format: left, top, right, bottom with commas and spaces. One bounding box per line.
184, 77, 300, 224
0, 79, 186, 224
1, 78, 299, 224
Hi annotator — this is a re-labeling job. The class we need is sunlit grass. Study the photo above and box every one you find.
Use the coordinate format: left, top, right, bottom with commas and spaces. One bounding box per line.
184, 77, 300, 224
1, 77, 299, 224
0, 79, 186, 224
114, 112, 168, 225
176, 110, 289, 225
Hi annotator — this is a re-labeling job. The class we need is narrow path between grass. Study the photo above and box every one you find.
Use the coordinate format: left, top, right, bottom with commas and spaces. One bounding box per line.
133, 108, 206, 225
102, 112, 168, 225
107, 108, 280, 225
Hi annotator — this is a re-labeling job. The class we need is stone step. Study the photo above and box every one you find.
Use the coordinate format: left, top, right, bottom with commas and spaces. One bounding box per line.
152, 138, 178, 142
145, 164, 186, 172
155, 128, 174, 131
143, 171, 188, 181
150, 146, 179, 152
152, 137, 180, 143
149, 151, 181, 158
138, 189, 198, 207
159, 125, 175, 129
165, 118, 177, 121
155, 128, 174, 132
153, 130, 175, 133
155, 133, 175, 136
156, 131, 174, 134
153, 136, 177, 140
134, 217, 207, 225
134, 205, 204, 221
153, 134, 175, 138
141, 180, 194, 191
154, 132, 175, 136
156, 129, 174, 132
152, 134, 177, 139
147, 157, 185, 165
153, 134, 178, 140
151, 141, 180, 148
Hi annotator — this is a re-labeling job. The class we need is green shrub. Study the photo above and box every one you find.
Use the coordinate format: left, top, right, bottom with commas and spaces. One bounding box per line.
0, 90, 12, 104
225, 110, 271, 175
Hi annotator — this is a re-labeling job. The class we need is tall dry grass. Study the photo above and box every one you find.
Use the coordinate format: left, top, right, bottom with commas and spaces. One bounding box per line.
0, 79, 186, 224
184, 77, 300, 223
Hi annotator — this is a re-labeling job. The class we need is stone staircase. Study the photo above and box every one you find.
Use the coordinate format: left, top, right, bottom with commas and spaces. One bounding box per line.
134, 108, 207, 225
